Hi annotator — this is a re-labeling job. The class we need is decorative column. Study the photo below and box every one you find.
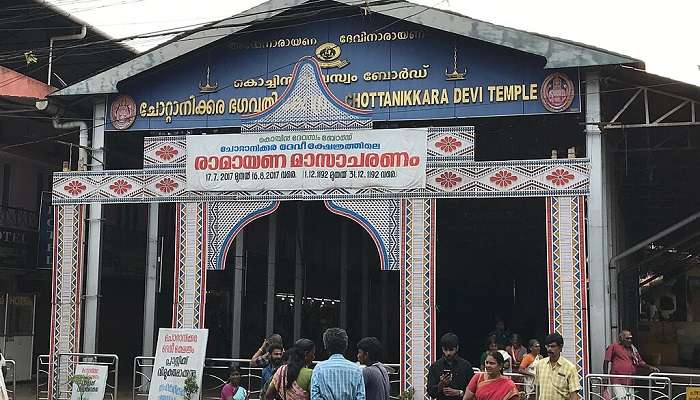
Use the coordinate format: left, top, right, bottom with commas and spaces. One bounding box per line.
49, 204, 86, 400
545, 196, 589, 382
172, 202, 207, 329
401, 199, 436, 400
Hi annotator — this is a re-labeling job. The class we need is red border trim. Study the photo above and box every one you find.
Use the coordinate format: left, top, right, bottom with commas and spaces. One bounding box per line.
48, 205, 59, 400
199, 203, 207, 328
545, 197, 555, 332
172, 203, 182, 327
429, 199, 436, 363
399, 199, 407, 390
578, 196, 589, 374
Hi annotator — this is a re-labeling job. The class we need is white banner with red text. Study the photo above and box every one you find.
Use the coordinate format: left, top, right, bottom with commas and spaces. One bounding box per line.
147, 328, 209, 400
186, 129, 427, 191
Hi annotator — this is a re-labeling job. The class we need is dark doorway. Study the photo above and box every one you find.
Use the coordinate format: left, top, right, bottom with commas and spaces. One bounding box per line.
436, 198, 548, 365
205, 201, 400, 363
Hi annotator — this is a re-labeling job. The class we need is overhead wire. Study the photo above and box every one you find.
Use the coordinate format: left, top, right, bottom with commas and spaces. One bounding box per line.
2, 0, 694, 150
0, 0, 435, 151
0, 0, 395, 58
0, 0, 408, 90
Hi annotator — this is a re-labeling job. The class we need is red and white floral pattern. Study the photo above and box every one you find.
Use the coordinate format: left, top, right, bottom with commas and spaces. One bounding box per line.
155, 177, 178, 193
435, 136, 462, 153
489, 170, 518, 187
64, 181, 86, 196
435, 171, 462, 188
109, 179, 132, 195
546, 169, 575, 186
155, 145, 178, 161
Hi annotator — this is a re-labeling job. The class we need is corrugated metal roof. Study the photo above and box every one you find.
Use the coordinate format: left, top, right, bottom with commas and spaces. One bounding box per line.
51, 0, 643, 96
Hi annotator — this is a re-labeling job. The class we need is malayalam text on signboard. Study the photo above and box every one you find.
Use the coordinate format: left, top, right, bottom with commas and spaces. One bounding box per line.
186, 129, 427, 192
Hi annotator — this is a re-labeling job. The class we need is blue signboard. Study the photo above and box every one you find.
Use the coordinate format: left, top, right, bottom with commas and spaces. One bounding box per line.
108, 12, 580, 131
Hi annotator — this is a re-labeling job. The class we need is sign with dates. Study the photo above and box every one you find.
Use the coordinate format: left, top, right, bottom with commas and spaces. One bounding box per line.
186, 129, 427, 191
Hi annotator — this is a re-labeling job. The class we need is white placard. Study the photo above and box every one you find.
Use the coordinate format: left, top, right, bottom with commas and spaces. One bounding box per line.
70, 364, 108, 400
186, 128, 427, 192
147, 329, 209, 400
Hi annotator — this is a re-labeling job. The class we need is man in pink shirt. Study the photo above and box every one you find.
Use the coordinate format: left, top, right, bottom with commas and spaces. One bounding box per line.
603, 330, 659, 399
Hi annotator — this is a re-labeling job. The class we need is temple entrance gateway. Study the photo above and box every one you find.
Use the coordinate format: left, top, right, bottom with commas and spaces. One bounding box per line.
49, 57, 590, 400
204, 200, 401, 362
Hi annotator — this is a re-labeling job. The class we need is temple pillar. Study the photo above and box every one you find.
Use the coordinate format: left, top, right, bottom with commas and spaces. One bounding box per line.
49, 204, 86, 400
172, 202, 207, 329
545, 196, 589, 383
401, 199, 436, 400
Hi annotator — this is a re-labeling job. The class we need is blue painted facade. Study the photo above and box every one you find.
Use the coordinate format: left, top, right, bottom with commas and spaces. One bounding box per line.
110, 12, 580, 131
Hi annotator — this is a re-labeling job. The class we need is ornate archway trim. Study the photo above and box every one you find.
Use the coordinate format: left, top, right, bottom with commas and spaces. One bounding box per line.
213, 201, 280, 270
52, 158, 590, 204
324, 200, 401, 271
241, 57, 371, 132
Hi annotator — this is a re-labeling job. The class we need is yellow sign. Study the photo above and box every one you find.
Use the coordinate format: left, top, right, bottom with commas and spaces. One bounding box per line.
686, 387, 700, 400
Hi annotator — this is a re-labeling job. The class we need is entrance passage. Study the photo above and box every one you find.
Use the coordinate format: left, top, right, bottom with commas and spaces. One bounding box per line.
205, 201, 400, 363
436, 198, 548, 365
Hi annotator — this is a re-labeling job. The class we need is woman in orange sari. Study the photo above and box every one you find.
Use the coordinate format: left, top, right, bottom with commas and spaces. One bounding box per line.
463, 351, 520, 400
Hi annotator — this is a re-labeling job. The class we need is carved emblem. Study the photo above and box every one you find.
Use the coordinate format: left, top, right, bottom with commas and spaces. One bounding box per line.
315, 43, 349, 69
444, 46, 467, 81
199, 65, 218, 93
540, 73, 575, 112
110, 95, 137, 130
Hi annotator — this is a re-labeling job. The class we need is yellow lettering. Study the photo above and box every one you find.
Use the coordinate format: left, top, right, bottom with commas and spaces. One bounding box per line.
430, 89, 439, 105
360, 92, 370, 108
454, 88, 462, 104
496, 86, 504, 102
487, 86, 496, 102
530, 84, 538, 100
440, 89, 449, 104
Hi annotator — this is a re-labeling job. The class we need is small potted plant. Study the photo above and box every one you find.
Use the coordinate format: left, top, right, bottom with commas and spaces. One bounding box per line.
69, 374, 95, 400
399, 387, 415, 400
183, 374, 200, 400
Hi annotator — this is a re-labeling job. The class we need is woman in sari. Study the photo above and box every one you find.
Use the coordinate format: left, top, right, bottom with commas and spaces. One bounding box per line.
518, 339, 542, 400
266, 338, 315, 400
463, 351, 519, 400
221, 366, 248, 400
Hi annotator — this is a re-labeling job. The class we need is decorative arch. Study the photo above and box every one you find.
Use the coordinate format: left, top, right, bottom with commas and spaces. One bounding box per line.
206, 201, 280, 270
324, 199, 401, 271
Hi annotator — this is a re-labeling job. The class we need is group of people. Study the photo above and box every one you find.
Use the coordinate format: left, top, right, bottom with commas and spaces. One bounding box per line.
429, 326, 660, 400
429, 332, 579, 400
219, 325, 659, 400
220, 328, 389, 400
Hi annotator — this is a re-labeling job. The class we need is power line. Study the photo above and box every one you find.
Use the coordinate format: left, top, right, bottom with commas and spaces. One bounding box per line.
0, 0, 394, 60
0, 0, 407, 90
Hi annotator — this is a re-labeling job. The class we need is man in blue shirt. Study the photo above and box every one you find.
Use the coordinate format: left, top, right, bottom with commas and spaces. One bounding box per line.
311, 328, 366, 400
261, 343, 284, 390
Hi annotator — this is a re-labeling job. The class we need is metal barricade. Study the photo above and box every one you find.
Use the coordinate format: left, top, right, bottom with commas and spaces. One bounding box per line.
384, 363, 401, 400
3, 359, 17, 400
132, 357, 262, 400
505, 372, 538, 400
36, 355, 50, 400
55, 353, 119, 400
650, 373, 700, 400
586, 374, 672, 400
133, 357, 402, 400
